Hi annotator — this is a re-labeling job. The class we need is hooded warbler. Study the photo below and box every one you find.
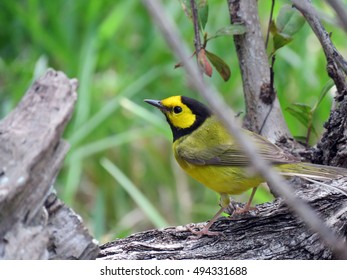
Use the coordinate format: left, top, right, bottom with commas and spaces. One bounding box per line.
145, 95, 347, 236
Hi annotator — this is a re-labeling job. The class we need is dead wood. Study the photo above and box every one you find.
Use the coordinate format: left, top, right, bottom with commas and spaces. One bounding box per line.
98, 179, 347, 260
0, 69, 99, 259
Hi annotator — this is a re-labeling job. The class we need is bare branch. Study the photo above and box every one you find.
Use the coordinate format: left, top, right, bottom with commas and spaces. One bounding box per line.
190, 0, 202, 53
325, 0, 347, 33
142, 0, 347, 258
265, 0, 276, 49
292, 0, 347, 99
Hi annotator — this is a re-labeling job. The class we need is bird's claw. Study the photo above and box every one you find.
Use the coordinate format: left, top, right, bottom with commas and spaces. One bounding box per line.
186, 224, 225, 239
233, 205, 259, 215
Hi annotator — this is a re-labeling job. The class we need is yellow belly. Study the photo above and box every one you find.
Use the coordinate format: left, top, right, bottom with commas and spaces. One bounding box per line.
174, 153, 264, 195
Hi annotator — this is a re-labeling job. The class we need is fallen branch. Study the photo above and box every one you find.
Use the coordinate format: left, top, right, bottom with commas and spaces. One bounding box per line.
0, 69, 99, 259
99, 179, 347, 260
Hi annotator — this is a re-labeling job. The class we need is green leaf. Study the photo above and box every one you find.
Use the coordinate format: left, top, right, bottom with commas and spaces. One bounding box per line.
286, 103, 317, 137
205, 50, 231, 81
286, 103, 312, 125
312, 79, 335, 112
286, 104, 311, 128
179, 0, 192, 20
276, 5, 305, 37
179, 0, 208, 30
273, 33, 293, 51
198, 0, 209, 30
272, 4, 305, 51
269, 20, 277, 34
291, 103, 312, 114
207, 24, 247, 41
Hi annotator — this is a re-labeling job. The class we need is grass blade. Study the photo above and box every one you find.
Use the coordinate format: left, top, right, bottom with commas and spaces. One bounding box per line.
100, 158, 169, 228
68, 67, 161, 146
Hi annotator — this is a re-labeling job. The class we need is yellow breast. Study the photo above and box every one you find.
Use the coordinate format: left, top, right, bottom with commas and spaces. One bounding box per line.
173, 123, 264, 195
173, 140, 264, 195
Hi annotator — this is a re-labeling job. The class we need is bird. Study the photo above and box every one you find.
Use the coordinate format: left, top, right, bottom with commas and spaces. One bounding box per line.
144, 95, 347, 237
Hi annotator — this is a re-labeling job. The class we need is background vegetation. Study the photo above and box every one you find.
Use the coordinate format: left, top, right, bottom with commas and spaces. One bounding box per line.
1, 0, 346, 243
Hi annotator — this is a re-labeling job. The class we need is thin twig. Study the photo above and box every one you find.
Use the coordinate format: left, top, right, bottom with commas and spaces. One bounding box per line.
190, 0, 202, 54
265, 0, 275, 49
292, 0, 347, 78
142, 0, 347, 259
325, 0, 347, 33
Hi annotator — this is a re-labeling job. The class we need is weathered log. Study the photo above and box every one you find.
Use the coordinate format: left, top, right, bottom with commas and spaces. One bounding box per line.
98, 179, 347, 260
0, 69, 99, 259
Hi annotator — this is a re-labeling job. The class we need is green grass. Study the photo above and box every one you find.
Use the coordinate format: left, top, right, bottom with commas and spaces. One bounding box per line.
101, 158, 169, 228
1, 0, 346, 242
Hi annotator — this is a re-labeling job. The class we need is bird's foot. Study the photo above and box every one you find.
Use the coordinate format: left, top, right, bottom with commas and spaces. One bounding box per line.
186, 224, 225, 239
233, 205, 259, 215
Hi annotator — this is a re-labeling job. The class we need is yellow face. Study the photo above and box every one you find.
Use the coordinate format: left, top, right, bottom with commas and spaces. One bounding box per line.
160, 96, 196, 129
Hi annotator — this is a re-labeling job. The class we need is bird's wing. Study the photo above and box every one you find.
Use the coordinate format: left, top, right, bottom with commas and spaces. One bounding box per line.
177, 130, 298, 167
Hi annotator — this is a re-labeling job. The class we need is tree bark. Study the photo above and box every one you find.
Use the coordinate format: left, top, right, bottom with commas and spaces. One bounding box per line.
290, 0, 347, 168
227, 0, 290, 141
314, 97, 347, 168
0, 69, 99, 259
98, 178, 347, 260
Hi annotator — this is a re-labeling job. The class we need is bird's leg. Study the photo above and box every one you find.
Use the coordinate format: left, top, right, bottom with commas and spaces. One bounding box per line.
234, 186, 258, 214
187, 206, 226, 237
187, 194, 230, 238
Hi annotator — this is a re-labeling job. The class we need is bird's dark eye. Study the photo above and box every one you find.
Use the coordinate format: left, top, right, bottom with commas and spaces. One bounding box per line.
173, 106, 182, 114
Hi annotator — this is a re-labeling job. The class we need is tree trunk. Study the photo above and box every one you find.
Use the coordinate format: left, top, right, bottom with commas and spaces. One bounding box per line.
0, 69, 99, 259
228, 0, 290, 141
98, 178, 347, 260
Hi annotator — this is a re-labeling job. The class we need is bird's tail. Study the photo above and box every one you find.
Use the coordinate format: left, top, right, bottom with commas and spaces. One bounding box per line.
278, 162, 347, 181
277, 162, 347, 196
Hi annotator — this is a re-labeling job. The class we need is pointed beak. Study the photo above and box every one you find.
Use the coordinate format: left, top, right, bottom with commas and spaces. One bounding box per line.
144, 99, 168, 112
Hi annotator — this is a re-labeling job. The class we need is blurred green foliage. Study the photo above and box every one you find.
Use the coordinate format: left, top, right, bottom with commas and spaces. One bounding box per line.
1, 0, 346, 242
